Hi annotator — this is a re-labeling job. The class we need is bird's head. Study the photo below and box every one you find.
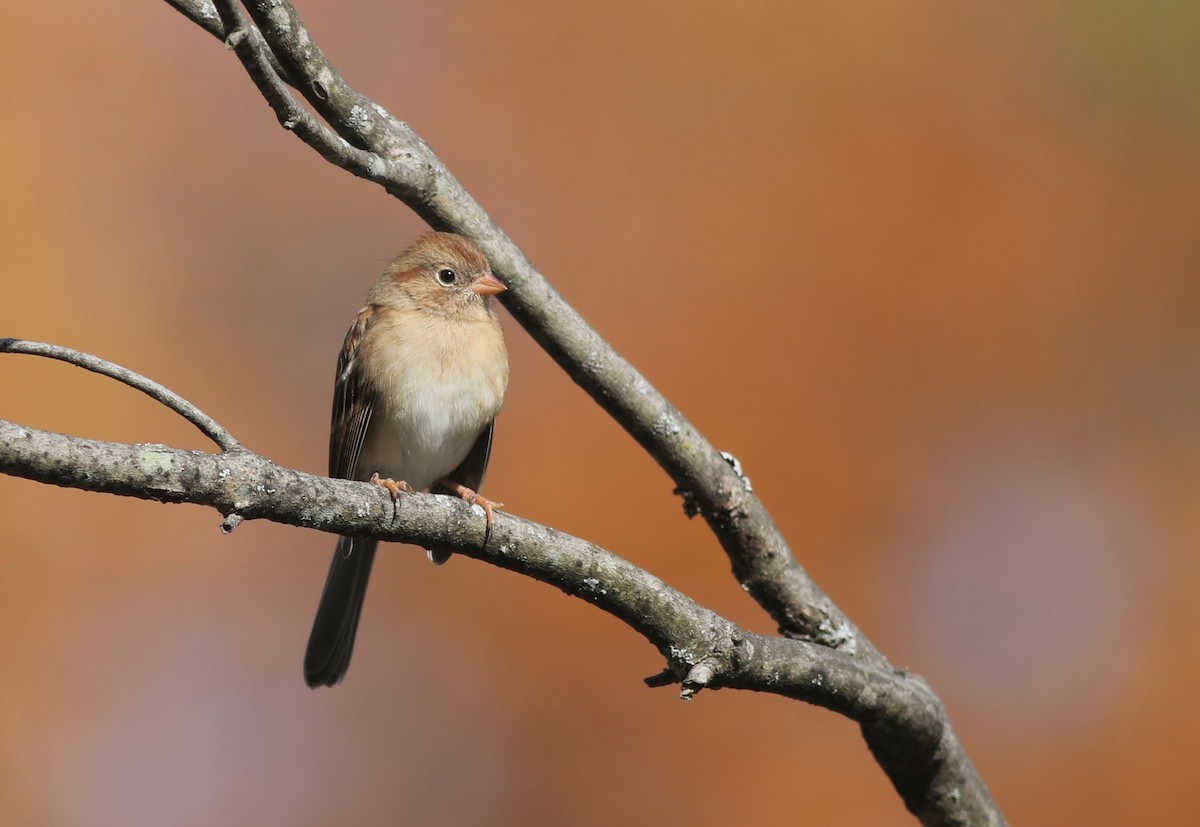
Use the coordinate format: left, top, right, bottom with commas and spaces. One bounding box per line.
372, 232, 506, 319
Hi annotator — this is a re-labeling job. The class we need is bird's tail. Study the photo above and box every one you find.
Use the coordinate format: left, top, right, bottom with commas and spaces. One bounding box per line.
304, 535, 378, 688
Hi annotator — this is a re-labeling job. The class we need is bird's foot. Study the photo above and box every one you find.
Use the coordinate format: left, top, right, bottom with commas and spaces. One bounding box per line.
438, 479, 504, 545
369, 473, 412, 520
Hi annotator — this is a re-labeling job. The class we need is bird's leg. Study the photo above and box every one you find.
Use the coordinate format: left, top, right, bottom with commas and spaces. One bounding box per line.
438, 479, 504, 545
370, 473, 412, 520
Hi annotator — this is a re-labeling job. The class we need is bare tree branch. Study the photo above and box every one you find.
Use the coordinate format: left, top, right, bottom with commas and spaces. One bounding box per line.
165, 0, 222, 40
0, 338, 240, 452
0, 415, 994, 826
213, 1, 397, 185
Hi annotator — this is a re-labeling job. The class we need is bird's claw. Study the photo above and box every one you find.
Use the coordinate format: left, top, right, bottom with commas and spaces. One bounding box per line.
439, 479, 504, 546
369, 473, 411, 520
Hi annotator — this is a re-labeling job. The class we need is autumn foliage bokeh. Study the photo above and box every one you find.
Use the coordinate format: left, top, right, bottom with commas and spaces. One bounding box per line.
2, 2, 1198, 824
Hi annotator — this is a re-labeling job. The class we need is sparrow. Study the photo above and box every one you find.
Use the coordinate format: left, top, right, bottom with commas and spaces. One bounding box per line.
304, 232, 509, 688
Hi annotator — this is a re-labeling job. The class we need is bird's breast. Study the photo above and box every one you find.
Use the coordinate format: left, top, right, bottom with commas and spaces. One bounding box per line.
356, 312, 508, 489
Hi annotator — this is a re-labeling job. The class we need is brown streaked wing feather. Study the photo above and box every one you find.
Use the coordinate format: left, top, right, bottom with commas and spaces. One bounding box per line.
329, 305, 376, 480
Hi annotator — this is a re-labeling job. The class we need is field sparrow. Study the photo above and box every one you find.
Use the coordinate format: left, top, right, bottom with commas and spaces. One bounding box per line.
304, 232, 509, 688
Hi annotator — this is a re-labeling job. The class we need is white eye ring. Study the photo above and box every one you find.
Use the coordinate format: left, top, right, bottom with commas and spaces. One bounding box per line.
437, 268, 457, 285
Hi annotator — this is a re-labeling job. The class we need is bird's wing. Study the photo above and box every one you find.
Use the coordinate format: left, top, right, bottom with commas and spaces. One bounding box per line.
329, 305, 376, 480
443, 418, 495, 492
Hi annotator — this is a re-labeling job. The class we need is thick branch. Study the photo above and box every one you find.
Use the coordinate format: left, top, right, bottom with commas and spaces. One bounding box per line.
0, 417, 996, 826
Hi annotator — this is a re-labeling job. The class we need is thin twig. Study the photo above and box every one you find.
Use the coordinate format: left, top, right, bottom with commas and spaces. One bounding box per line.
0, 338, 241, 452
164, 0, 222, 39
166, 0, 299, 86
212, 0, 382, 179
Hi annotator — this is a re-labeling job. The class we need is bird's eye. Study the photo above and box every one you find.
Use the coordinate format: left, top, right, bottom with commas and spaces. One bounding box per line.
436, 268, 457, 285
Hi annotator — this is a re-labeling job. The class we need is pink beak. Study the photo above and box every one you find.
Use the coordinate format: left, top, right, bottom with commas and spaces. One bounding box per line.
472, 273, 507, 296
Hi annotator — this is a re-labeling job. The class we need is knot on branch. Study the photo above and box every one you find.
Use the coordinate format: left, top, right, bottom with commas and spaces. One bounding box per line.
719, 451, 753, 493
223, 27, 248, 50
645, 631, 756, 700
672, 485, 701, 518
680, 660, 717, 700
816, 617, 859, 655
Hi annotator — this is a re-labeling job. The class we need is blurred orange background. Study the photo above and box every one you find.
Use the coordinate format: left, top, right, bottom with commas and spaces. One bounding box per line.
2, 2, 1198, 824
